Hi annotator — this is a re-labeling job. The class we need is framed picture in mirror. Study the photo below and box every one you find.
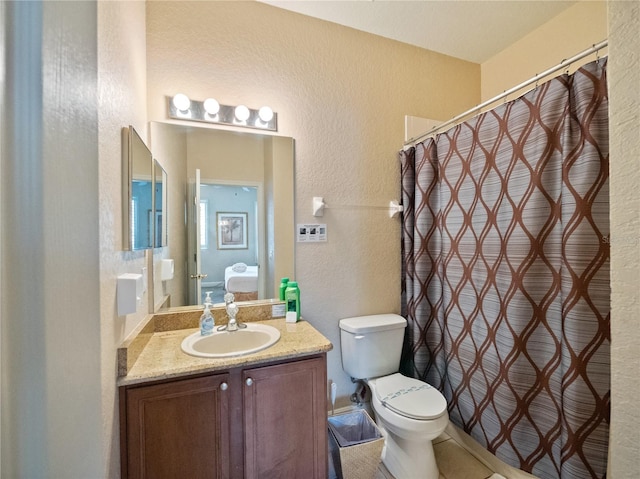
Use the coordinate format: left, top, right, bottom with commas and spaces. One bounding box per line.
217, 212, 248, 249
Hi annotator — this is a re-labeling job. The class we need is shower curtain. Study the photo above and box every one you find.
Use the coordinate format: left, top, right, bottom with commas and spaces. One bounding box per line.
399, 59, 609, 479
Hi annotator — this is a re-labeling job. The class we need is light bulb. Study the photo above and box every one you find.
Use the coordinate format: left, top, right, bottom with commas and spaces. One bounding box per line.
258, 106, 274, 122
235, 105, 250, 122
203, 98, 220, 116
172, 93, 190, 112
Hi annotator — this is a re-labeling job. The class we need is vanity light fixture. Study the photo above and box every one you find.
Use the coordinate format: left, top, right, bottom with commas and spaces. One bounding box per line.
234, 105, 250, 122
167, 94, 278, 131
203, 98, 220, 117
258, 106, 274, 123
172, 93, 191, 112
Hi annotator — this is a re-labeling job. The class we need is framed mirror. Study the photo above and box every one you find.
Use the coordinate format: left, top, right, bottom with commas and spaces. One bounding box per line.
150, 122, 295, 311
122, 126, 154, 250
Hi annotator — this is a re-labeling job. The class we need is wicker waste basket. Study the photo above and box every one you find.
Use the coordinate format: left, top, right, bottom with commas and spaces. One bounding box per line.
328, 409, 384, 479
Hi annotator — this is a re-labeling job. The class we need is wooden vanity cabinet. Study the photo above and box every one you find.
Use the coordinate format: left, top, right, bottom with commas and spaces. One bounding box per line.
242, 356, 327, 478
120, 354, 328, 479
121, 373, 231, 479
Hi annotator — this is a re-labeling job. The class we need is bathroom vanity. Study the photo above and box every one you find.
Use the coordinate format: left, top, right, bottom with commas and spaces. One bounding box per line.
118, 309, 332, 479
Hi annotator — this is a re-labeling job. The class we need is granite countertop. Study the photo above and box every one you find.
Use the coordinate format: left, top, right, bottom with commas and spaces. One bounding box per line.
118, 318, 333, 387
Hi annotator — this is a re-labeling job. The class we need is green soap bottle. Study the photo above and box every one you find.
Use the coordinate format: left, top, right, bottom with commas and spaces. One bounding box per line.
279, 277, 289, 301
284, 281, 300, 321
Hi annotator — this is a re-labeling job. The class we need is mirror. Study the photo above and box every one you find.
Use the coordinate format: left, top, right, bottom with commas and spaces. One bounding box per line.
153, 159, 168, 248
150, 122, 295, 311
122, 126, 154, 250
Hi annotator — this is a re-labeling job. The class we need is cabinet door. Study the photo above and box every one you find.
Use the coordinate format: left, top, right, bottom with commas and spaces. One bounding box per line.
243, 356, 327, 479
124, 374, 230, 479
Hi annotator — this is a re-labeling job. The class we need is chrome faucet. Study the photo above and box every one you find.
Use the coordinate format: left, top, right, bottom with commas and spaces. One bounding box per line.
218, 293, 246, 331
224, 292, 234, 307
226, 301, 240, 332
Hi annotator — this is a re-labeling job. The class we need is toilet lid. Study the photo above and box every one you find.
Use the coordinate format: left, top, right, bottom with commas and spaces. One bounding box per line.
373, 373, 447, 420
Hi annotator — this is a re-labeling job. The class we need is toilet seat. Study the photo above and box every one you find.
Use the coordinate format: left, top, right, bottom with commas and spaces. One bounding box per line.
372, 373, 447, 420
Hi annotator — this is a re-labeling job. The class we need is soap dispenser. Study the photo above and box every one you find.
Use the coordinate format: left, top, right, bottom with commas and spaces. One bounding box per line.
200, 300, 214, 336
204, 291, 213, 308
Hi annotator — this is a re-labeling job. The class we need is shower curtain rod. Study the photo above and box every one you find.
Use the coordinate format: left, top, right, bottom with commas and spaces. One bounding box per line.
404, 39, 608, 147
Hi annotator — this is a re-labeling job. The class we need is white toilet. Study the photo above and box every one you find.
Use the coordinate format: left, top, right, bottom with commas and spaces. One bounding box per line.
339, 314, 449, 479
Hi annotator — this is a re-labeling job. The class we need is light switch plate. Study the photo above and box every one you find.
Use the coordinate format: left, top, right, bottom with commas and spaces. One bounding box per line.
297, 224, 327, 242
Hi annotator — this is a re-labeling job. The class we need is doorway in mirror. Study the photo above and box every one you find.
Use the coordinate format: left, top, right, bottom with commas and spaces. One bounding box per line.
194, 182, 261, 305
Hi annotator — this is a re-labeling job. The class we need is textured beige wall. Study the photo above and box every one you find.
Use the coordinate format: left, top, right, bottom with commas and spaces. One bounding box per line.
98, 1, 149, 476
481, 1, 607, 101
146, 0, 480, 403
608, 3, 640, 477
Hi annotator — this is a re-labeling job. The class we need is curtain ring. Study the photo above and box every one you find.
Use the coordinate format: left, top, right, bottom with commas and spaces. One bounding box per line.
592, 43, 601, 65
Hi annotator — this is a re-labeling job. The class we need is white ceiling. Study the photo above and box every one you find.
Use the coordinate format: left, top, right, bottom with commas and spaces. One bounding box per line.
260, 1, 576, 64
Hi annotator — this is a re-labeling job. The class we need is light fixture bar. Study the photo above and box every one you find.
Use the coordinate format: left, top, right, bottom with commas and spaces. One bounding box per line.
167, 96, 278, 132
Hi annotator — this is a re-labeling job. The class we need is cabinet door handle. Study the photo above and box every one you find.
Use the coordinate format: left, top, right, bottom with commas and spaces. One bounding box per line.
245, 378, 254, 387
220, 382, 228, 391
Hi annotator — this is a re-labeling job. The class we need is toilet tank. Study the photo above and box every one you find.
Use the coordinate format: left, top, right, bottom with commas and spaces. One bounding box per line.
339, 314, 407, 379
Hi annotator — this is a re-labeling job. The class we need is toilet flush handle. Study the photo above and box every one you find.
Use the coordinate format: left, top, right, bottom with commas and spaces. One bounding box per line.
354, 335, 365, 340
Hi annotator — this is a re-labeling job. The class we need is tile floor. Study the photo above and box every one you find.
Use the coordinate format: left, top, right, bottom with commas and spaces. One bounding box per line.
374, 430, 496, 479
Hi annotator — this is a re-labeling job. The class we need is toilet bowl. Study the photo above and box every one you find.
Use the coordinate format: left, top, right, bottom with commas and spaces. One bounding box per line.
367, 373, 448, 478
339, 314, 449, 479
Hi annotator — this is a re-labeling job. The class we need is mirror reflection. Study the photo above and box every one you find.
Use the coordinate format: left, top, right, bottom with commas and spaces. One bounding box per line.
150, 122, 295, 311
153, 159, 168, 248
123, 126, 154, 250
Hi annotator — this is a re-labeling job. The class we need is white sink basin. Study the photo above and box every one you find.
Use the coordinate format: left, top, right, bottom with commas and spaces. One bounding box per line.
181, 323, 281, 358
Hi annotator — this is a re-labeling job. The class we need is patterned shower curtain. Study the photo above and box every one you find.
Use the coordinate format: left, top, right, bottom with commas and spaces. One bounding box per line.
399, 59, 609, 479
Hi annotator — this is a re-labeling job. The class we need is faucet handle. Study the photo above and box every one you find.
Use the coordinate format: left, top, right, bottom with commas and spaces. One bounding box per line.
224, 292, 235, 305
